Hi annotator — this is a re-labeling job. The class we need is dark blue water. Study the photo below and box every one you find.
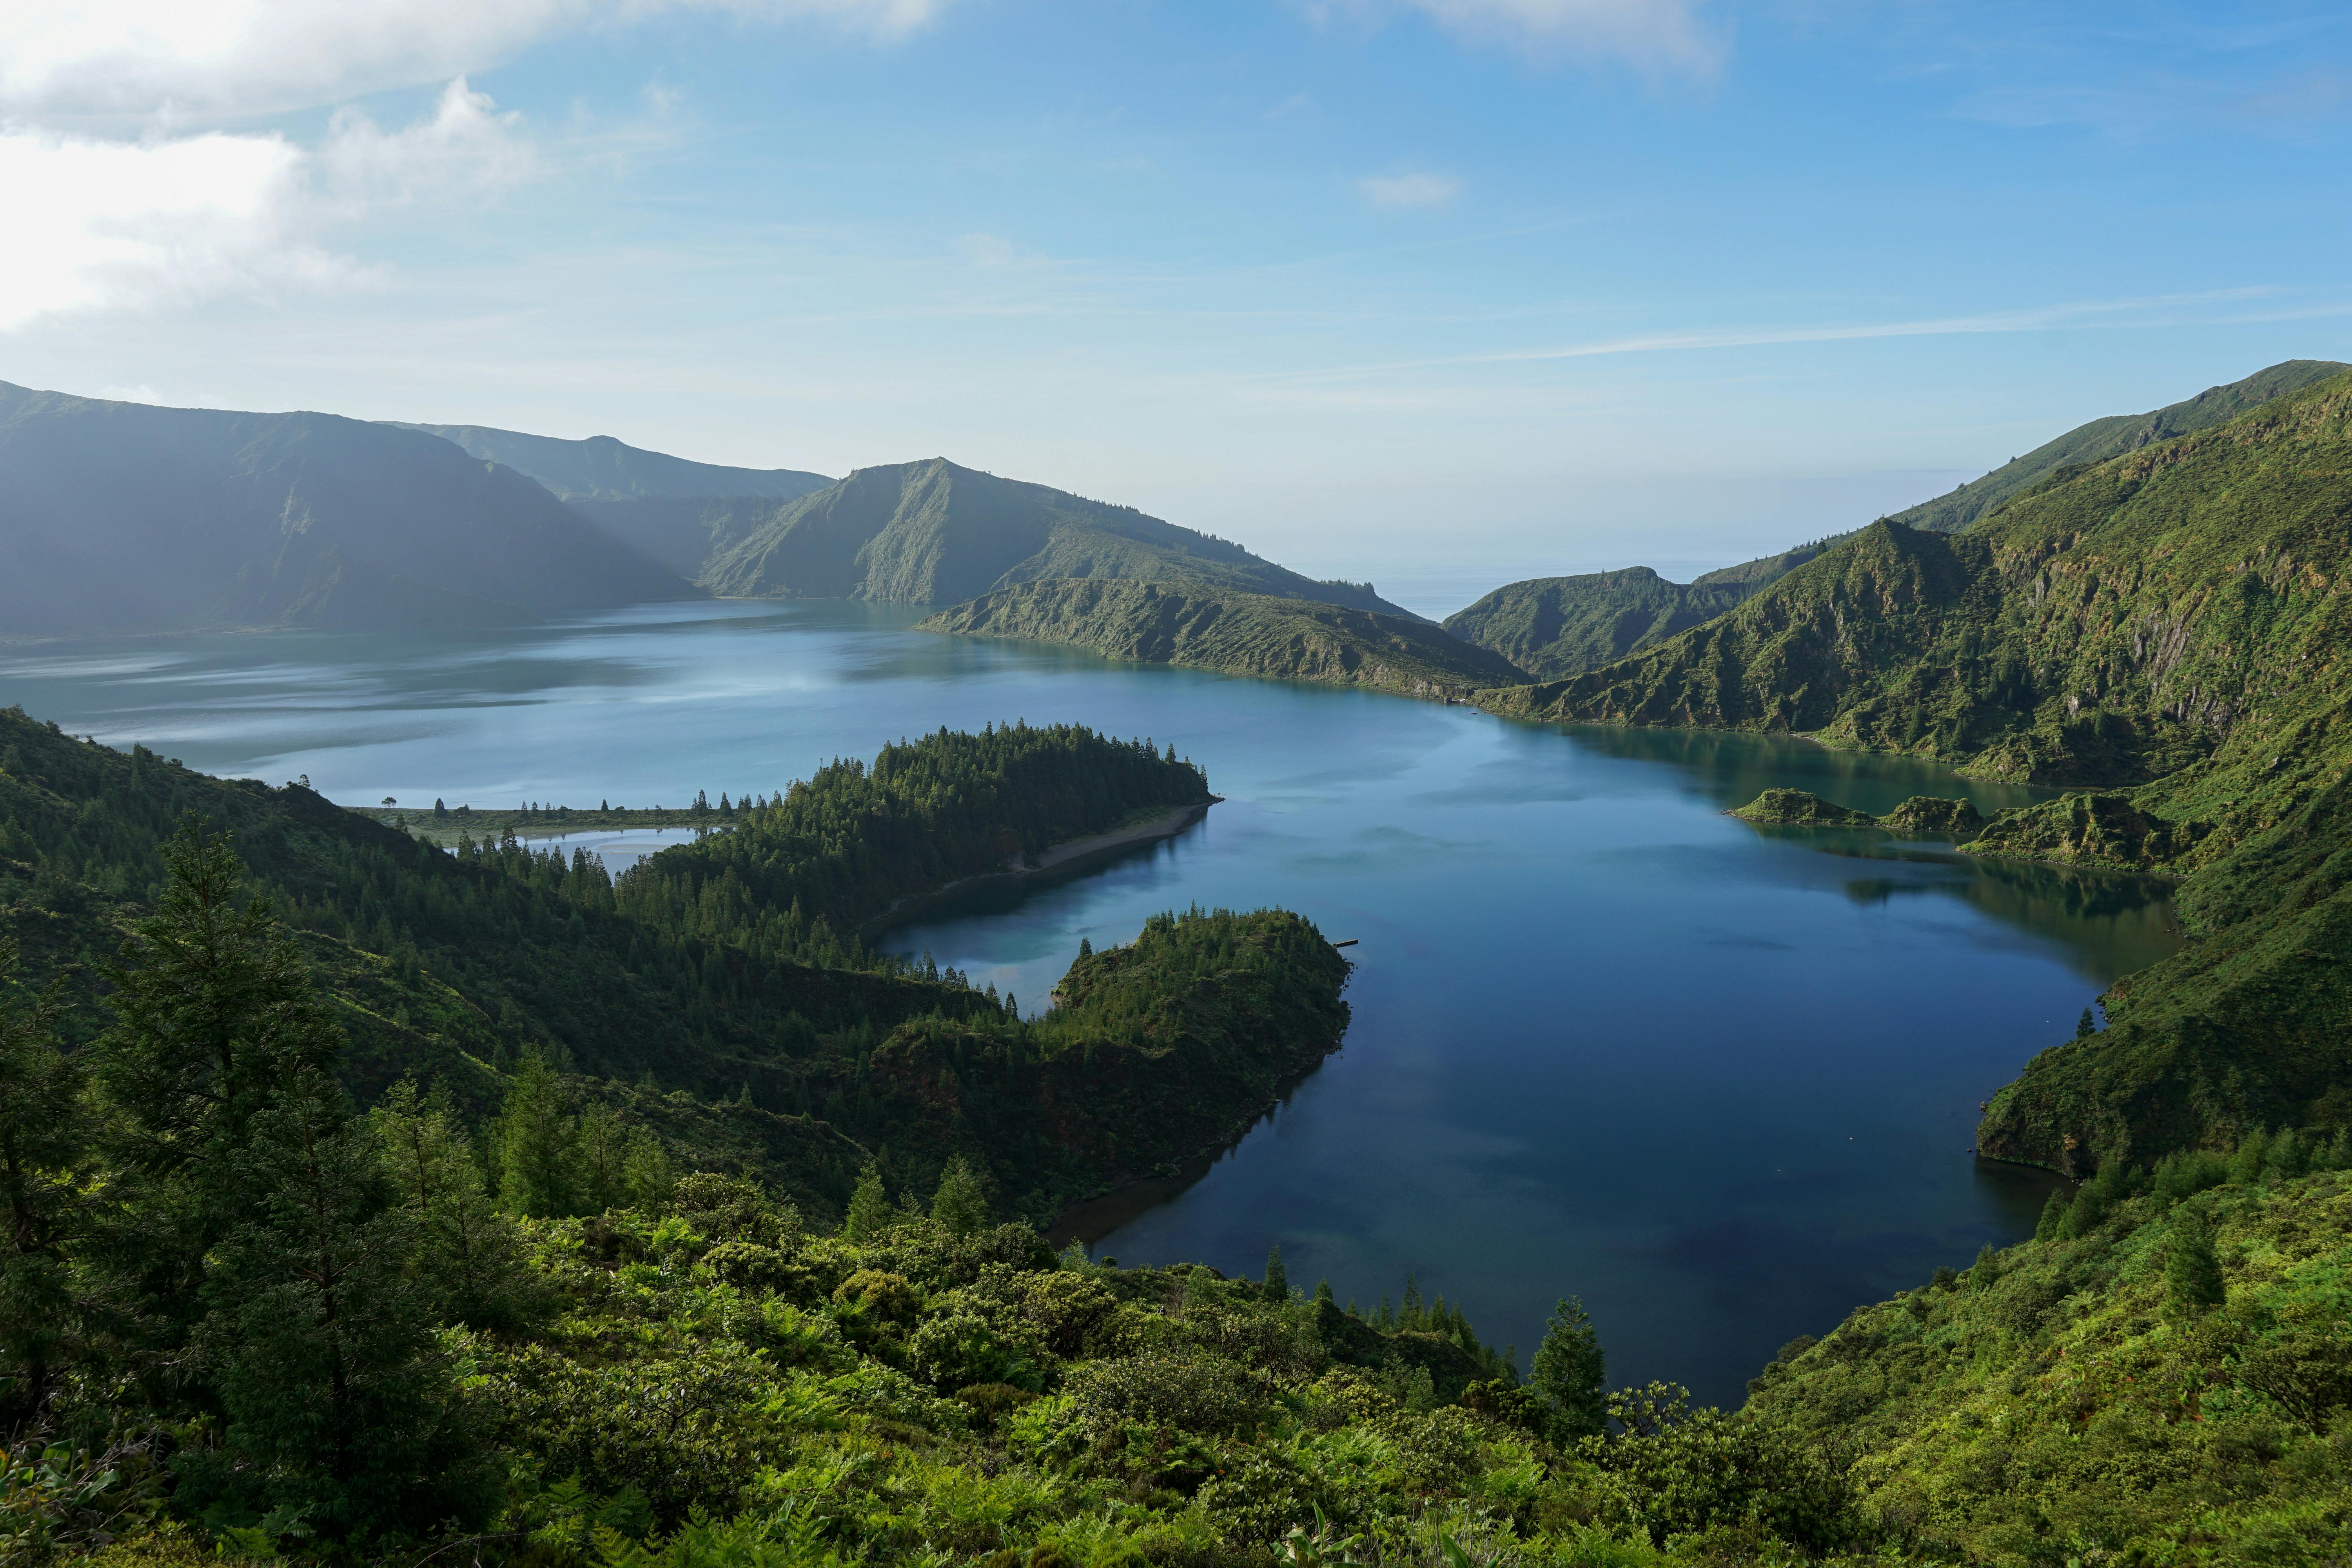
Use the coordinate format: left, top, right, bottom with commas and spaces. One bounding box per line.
0, 600, 2175, 1405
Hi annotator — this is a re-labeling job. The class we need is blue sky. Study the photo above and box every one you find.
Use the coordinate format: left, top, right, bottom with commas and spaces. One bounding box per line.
6, 1, 2352, 590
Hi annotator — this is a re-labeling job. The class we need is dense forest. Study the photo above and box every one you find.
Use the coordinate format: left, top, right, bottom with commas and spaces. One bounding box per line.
0, 710, 1342, 1222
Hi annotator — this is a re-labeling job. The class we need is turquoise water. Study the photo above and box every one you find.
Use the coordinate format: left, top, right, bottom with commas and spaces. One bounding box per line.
0, 600, 2176, 1405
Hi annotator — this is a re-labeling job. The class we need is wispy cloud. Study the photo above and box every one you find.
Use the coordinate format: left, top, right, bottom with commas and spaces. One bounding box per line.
1310, 0, 1723, 77
1359, 170, 1463, 211
1258, 287, 2311, 384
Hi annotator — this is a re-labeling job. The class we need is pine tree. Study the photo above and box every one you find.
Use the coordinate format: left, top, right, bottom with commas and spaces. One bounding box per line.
1314, 1278, 1334, 1307
96, 819, 346, 1338
0, 939, 90, 1426
1530, 1296, 1607, 1440
1264, 1243, 1288, 1298
930, 1156, 990, 1237
843, 1162, 891, 1242
2165, 1208, 2226, 1314
194, 1070, 495, 1534
495, 1050, 581, 1218
2035, 1189, 2068, 1241
2075, 1007, 2095, 1038
371, 1080, 539, 1334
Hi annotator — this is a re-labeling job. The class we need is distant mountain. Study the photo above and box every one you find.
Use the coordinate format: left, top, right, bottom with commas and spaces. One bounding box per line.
702, 457, 1425, 617
918, 578, 1526, 698
1444, 361, 2350, 681
394, 423, 831, 503
0, 383, 688, 637
393, 423, 835, 581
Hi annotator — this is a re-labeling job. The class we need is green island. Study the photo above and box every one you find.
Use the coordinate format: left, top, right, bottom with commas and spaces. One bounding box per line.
1728, 789, 1987, 837
916, 577, 1528, 699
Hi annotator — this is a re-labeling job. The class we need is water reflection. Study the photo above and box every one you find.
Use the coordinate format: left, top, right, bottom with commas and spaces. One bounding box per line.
0, 604, 2170, 1407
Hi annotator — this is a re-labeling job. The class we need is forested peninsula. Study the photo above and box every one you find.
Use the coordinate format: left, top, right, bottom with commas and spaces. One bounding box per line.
916, 577, 1528, 699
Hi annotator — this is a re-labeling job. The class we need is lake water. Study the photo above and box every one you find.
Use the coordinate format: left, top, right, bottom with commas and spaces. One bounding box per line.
0, 599, 2178, 1405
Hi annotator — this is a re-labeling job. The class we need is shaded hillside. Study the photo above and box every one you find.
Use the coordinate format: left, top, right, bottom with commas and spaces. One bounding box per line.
0, 708, 1344, 1220
399, 423, 835, 578
1482, 369, 2352, 1172
0, 383, 686, 636
703, 457, 1421, 616
1445, 567, 1751, 679
398, 422, 830, 503
920, 577, 1526, 697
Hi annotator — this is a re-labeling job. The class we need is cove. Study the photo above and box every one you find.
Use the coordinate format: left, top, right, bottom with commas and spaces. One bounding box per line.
0, 599, 2178, 1406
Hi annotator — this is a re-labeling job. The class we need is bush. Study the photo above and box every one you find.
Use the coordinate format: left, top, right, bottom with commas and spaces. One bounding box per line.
1065, 1354, 1274, 1438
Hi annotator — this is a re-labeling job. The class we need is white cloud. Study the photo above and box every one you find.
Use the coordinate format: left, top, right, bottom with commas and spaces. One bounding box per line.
0, 79, 534, 331
1319, 0, 1722, 76
0, 0, 951, 118
1358, 170, 1462, 210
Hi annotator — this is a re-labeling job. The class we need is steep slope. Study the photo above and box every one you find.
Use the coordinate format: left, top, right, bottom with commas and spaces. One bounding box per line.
1886, 357, 2348, 535
919, 577, 1526, 697
1448, 363, 2349, 681
702, 457, 1422, 617
1444, 567, 1752, 680
1746, 1154, 2352, 1566
396, 423, 830, 503
1484, 370, 2352, 1172
0, 383, 688, 636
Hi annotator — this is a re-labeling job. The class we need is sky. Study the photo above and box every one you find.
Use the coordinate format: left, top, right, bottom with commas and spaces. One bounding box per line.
6, 1, 2352, 587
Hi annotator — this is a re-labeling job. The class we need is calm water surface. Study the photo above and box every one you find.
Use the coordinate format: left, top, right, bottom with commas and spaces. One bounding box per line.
0, 601, 2178, 1405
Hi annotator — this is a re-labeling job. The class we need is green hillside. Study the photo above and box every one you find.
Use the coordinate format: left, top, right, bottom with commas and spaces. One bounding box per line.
1884, 358, 2348, 535
918, 577, 1527, 697
1747, 1145, 2352, 1566
0, 383, 687, 636
701, 457, 1421, 616
1446, 362, 2348, 682
1481, 368, 2352, 1175
1445, 567, 1752, 680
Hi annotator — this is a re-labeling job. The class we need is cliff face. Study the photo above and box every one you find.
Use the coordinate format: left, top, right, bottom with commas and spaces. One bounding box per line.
919, 577, 1528, 697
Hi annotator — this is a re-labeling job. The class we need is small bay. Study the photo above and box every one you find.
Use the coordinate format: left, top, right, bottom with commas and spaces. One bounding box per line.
0, 599, 2176, 1405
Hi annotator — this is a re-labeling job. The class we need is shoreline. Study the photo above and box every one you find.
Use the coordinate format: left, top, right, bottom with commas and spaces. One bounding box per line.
861, 797, 1221, 934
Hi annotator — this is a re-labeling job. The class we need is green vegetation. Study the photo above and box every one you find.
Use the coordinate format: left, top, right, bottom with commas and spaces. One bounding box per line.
919, 577, 1526, 699
1481, 367, 2352, 1176
1443, 570, 1751, 682
1444, 362, 2348, 684
1726, 790, 1987, 836
0, 382, 687, 636
1726, 789, 1877, 828
701, 457, 1420, 616
1748, 1136, 2352, 1566
0, 708, 1345, 1221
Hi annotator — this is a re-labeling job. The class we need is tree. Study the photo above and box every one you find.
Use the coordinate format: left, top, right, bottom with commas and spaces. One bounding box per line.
930, 1156, 989, 1237
191, 1070, 495, 1535
2035, 1189, 2067, 1241
2165, 1208, 2226, 1314
0, 939, 90, 1427
1530, 1296, 1607, 1439
2074, 1007, 2095, 1038
1263, 1244, 1288, 1299
370, 1080, 541, 1334
96, 818, 346, 1340
495, 1050, 581, 1218
843, 1162, 891, 1243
